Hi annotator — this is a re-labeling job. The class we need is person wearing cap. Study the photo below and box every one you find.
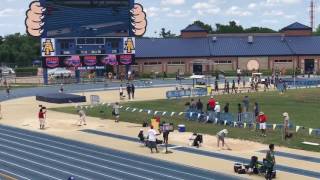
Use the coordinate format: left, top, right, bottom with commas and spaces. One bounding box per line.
258, 112, 268, 137
283, 112, 290, 140
217, 129, 229, 148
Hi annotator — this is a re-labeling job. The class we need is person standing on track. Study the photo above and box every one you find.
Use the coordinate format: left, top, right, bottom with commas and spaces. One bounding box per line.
147, 125, 159, 153
38, 108, 45, 129
112, 102, 120, 123
126, 83, 132, 100
217, 129, 231, 150
131, 83, 135, 99
78, 109, 87, 126
265, 144, 276, 180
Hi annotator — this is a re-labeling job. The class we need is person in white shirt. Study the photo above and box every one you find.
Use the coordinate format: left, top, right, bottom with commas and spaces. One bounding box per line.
119, 85, 124, 100
78, 109, 87, 126
217, 129, 231, 150
214, 102, 221, 123
148, 126, 159, 153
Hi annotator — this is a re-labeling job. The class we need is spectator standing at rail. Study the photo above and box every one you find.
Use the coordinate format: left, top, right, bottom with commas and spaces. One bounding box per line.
126, 83, 132, 100
112, 102, 120, 123
232, 80, 236, 94
190, 99, 196, 111
196, 99, 203, 113
223, 103, 229, 113
148, 125, 159, 153
237, 103, 243, 122
242, 96, 249, 112
265, 144, 276, 180
226, 81, 230, 94
214, 80, 219, 92
5, 85, 10, 98
253, 102, 259, 130
224, 80, 227, 93
131, 83, 135, 99
237, 76, 241, 86
258, 112, 268, 137
207, 96, 216, 121
214, 102, 221, 122
59, 84, 64, 93
243, 79, 246, 88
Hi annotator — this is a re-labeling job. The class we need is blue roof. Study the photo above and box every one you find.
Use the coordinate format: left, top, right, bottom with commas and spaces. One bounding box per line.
135, 35, 320, 58
181, 24, 207, 32
286, 36, 320, 55
281, 22, 312, 31
136, 38, 210, 58
209, 36, 293, 56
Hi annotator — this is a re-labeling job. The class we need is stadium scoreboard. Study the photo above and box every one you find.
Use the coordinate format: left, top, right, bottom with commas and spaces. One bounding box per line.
40, 0, 135, 68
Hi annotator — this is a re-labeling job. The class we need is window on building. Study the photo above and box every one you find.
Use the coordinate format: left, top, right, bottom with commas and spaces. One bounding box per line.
214, 60, 232, 64
274, 60, 292, 63
168, 60, 185, 65
144, 62, 162, 65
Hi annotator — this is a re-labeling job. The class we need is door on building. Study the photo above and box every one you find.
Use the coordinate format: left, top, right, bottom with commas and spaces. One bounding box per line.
193, 64, 203, 75
304, 59, 315, 74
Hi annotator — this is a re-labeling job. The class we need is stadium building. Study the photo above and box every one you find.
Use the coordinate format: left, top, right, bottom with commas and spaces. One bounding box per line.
133, 22, 320, 76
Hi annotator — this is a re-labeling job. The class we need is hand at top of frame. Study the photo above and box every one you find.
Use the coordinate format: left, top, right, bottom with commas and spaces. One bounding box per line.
25, 1, 147, 37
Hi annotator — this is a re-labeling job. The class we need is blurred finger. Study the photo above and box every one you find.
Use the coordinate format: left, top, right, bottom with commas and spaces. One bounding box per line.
26, 10, 43, 22
134, 20, 147, 30
27, 27, 42, 37
133, 11, 146, 23
133, 28, 146, 36
30, 1, 45, 14
132, 3, 143, 15
26, 18, 44, 30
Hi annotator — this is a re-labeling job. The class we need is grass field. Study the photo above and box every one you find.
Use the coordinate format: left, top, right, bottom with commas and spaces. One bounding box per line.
52, 88, 320, 152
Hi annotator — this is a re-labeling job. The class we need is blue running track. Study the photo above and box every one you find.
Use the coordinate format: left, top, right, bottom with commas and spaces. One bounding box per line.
0, 125, 243, 180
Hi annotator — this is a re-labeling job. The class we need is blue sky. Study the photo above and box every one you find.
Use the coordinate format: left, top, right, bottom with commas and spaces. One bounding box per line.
0, 0, 318, 37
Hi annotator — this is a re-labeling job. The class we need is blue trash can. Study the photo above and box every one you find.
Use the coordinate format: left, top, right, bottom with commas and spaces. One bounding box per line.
178, 124, 186, 132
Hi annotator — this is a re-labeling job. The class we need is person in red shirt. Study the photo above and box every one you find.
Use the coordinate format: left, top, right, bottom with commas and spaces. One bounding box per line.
258, 112, 268, 137
207, 96, 216, 111
38, 108, 46, 129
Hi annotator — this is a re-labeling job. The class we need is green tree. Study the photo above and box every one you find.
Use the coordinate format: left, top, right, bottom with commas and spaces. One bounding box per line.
215, 21, 244, 33
159, 28, 177, 38
314, 25, 320, 36
244, 27, 276, 33
192, 20, 214, 33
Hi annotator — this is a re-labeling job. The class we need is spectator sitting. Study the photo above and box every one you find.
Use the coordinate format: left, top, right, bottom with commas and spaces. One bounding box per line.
138, 129, 145, 145
224, 103, 230, 113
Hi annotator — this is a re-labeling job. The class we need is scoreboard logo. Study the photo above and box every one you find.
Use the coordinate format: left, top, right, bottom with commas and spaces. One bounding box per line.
41, 38, 56, 56
123, 37, 135, 54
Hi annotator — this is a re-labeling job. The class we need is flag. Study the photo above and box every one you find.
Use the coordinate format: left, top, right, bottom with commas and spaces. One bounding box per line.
179, 112, 184, 116
125, 107, 130, 111
197, 113, 201, 119
309, 128, 313, 135
233, 122, 237, 127
171, 112, 175, 116
148, 110, 152, 114
296, 126, 300, 132
162, 112, 167, 116
139, 109, 143, 112
154, 111, 158, 115
244, 123, 247, 128
224, 120, 227, 126
120, 106, 123, 109
132, 108, 137, 112
190, 112, 193, 117
206, 116, 209, 121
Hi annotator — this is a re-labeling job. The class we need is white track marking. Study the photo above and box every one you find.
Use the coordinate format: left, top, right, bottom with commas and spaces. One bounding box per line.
0, 168, 31, 180
0, 143, 125, 180
0, 159, 61, 180
0, 127, 216, 180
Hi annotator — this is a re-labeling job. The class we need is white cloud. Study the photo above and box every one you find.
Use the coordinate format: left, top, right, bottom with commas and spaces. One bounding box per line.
161, 0, 185, 6
145, 7, 171, 17
262, 19, 279, 24
248, 3, 257, 9
261, 0, 301, 7
0, 8, 24, 17
226, 6, 252, 16
192, 1, 221, 16
263, 10, 284, 16
167, 9, 190, 18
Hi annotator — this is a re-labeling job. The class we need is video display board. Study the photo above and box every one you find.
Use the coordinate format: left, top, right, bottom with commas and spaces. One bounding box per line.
40, 0, 135, 66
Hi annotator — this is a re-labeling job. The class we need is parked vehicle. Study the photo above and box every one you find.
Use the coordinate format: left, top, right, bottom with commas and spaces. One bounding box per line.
48, 68, 72, 78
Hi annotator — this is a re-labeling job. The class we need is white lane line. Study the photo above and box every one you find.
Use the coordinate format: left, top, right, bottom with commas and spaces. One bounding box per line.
0, 127, 215, 180
0, 168, 30, 180
168, 146, 183, 150
0, 159, 61, 180
0, 143, 124, 180
0, 138, 177, 180
0, 138, 150, 180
